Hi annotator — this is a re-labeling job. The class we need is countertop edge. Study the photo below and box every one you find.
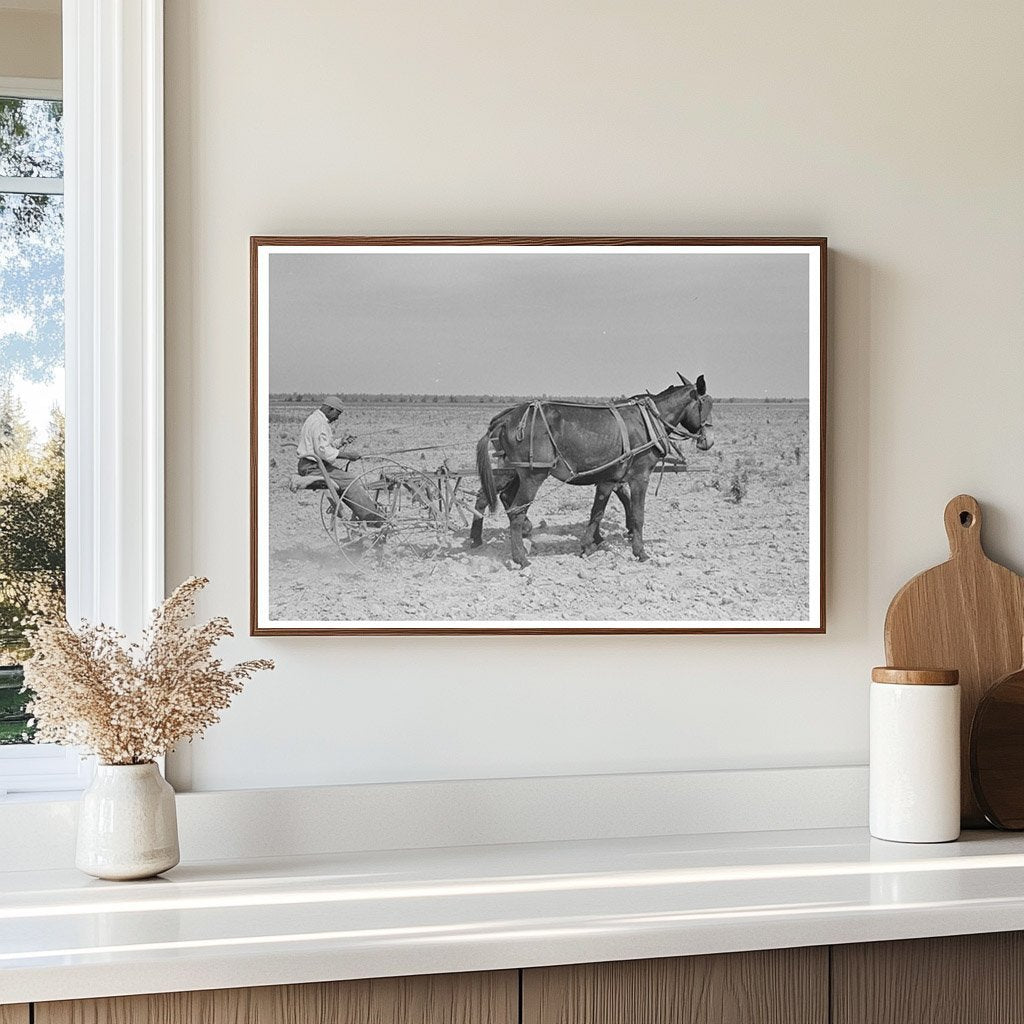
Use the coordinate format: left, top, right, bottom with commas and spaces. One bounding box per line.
8, 898, 1024, 1004
6, 825, 1024, 1006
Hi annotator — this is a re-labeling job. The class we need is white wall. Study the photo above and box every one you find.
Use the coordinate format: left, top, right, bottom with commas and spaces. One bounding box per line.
164, 1, 1024, 792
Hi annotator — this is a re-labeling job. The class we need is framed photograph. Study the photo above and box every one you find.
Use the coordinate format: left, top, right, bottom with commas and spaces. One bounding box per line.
250, 236, 826, 635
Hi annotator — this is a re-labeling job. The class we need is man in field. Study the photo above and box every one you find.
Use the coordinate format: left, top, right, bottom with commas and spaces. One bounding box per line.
296, 396, 382, 524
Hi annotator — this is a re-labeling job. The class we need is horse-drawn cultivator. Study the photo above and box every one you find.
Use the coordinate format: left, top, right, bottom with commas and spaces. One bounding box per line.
291, 446, 696, 564
292, 453, 481, 564
288, 375, 713, 565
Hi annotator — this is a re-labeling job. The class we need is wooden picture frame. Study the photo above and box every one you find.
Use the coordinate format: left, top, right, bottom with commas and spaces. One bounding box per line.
250, 236, 826, 635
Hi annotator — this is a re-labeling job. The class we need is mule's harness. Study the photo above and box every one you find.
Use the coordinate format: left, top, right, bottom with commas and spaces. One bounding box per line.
495, 396, 703, 483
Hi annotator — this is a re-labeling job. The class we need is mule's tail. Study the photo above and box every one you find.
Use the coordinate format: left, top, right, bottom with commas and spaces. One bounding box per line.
477, 433, 498, 511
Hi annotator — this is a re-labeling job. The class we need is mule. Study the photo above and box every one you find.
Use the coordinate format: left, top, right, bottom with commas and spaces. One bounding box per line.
469, 374, 714, 566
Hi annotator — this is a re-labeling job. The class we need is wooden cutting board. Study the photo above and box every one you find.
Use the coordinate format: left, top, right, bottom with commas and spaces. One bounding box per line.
884, 494, 1024, 826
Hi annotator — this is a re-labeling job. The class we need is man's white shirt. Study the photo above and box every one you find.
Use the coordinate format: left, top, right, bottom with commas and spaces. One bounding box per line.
297, 408, 340, 463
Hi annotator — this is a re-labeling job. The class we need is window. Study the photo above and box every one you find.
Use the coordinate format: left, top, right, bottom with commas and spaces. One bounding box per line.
0, 80, 82, 795
0, 7, 167, 797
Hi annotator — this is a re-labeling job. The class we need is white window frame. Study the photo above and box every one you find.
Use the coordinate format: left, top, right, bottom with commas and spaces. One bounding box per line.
0, 76, 61, 102
0, 0, 165, 797
0, 77, 64, 194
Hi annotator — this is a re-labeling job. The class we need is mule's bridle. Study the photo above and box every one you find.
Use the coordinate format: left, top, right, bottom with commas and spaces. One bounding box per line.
649, 394, 712, 445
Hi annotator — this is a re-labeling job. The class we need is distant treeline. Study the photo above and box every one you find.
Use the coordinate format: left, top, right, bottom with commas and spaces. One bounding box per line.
270, 393, 810, 405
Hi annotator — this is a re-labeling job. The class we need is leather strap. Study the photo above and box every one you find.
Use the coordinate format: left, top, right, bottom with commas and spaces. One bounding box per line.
499, 397, 696, 479
609, 404, 631, 458
639, 398, 669, 457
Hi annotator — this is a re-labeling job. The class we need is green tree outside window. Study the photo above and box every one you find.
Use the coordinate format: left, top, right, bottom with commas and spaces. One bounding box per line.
0, 95, 65, 743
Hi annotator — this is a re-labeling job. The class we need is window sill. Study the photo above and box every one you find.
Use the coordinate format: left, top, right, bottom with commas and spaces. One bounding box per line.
0, 746, 94, 800
0, 789, 86, 804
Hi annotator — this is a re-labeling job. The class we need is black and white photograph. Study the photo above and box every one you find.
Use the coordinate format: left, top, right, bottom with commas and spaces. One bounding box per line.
251, 238, 825, 634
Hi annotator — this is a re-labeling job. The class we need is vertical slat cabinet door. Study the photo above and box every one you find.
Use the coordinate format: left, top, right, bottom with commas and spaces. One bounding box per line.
832, 933, 1024, 1024
522, 949, 828, 1024
35, 970, 519, 1024
0, 1007, 30, 1024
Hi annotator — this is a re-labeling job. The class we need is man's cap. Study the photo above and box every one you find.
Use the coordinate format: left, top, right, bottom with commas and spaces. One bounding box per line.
321, 395, 344, 412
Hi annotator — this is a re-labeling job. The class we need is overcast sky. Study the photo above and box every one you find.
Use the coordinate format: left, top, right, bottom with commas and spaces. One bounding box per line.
268, 250, 811, 398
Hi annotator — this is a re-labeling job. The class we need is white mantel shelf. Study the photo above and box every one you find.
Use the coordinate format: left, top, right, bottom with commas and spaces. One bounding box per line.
4, 826, 1024, 1004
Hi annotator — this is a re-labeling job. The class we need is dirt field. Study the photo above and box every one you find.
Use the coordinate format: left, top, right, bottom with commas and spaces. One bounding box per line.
265, 400, 811, 624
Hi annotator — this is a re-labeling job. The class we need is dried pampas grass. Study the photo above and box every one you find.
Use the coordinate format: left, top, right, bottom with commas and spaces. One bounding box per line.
23, 577, 273, 765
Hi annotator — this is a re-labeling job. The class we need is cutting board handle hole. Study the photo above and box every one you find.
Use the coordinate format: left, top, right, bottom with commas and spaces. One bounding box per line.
960, 511, 974, 527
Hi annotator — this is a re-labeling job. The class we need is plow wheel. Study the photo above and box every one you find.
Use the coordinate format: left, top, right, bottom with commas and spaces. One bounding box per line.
319, 479, 392, 566
319, 459, 471, 563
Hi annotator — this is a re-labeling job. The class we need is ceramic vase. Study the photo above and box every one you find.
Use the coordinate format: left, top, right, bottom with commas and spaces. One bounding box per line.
76, 762, 180, 880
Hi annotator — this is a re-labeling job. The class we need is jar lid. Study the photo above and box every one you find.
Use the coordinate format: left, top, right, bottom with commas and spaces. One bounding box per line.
871, 667, 959, 686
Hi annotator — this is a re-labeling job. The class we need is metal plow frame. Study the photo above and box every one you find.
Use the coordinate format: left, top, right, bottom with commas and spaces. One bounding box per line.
315, 455, 478, 565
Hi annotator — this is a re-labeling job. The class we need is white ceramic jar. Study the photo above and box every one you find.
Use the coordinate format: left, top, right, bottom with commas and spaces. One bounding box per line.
870, 667, 961, 843
76, 762, 180, 880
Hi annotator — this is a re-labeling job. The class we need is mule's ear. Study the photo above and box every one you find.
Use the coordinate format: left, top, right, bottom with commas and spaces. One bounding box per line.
696, 374, 706, 395
677, 372, 693, 387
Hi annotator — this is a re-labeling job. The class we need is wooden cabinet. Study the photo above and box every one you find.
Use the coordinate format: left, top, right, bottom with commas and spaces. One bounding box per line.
34, 972, 517, 1024
832, 932, 1024, 1024
522, 948, 828, 1024
14, 933, 1024, 1024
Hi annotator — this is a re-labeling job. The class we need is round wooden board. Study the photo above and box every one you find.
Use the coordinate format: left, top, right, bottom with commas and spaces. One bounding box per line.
971, 664, 1024, 829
